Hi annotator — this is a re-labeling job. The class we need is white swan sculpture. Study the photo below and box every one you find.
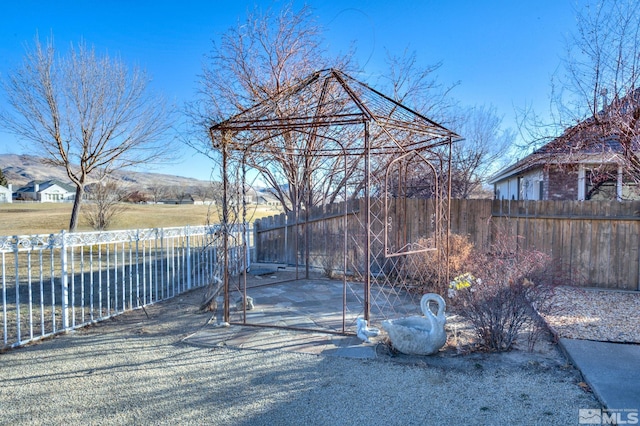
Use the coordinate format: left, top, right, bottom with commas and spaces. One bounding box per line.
356, 318, 380, 343
381, 293, 447, 356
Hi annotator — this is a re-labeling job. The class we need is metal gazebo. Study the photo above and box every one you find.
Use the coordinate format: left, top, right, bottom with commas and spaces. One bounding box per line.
209, 68, 461, 333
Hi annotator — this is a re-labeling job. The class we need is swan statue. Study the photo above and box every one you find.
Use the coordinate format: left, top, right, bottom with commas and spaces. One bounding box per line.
356, 318, 380, 343
381, 293, 447, 355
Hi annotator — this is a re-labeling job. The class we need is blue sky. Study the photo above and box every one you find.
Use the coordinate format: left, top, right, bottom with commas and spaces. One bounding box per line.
0, 0, 577, 181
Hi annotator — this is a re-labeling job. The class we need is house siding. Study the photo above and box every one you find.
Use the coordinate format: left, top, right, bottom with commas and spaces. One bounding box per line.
0, 186, 12, 203
494, 169, 543, 200
547, 165, 579, 200
15, 180, 75, 203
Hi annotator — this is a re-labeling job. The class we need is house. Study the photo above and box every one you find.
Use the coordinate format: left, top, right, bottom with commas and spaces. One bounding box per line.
491, 97, 640, 201
157, 194, 195, 205
489, 140, 636, 201
15, 180, 76, 202
0, 184, 12, 203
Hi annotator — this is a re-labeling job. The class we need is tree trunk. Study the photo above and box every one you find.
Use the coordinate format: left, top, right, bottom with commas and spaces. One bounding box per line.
69, 184, 85, 232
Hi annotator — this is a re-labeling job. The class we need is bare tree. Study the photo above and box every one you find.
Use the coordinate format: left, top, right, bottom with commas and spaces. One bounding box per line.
163, 184, 192, 204
83, 179, 127, 230
381, 49, 458, 124
122, 190, 149, 204
147, 184, 168, 204
195, 5, 469, 210
556, 0, 640, 123
1, 36, 175, 231
377, 53, 512, 199
191, 184, 214, 204
523, 0, 640, 187
192, 3, 354, 214
449, 105, 514, 198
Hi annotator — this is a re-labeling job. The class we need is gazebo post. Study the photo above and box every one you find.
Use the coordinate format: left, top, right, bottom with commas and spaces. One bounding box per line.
364, 121, 371, 322
221, 131, 230, 324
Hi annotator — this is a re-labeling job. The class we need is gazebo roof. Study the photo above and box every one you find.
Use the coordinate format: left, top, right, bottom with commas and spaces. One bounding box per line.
210, 68, 461, 156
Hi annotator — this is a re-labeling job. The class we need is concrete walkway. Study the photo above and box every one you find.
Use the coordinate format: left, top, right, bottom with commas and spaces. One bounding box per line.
559, 339, 640, 413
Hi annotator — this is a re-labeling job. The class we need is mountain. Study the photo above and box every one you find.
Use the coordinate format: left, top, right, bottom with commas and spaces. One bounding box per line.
0, 154, 211, 189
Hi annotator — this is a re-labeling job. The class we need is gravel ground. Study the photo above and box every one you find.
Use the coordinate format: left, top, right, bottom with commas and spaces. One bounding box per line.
542, 286, 640, 343
0, 288, 601, 425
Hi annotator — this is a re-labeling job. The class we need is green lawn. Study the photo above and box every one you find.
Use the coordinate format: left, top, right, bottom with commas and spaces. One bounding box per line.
0, 202, 280, 236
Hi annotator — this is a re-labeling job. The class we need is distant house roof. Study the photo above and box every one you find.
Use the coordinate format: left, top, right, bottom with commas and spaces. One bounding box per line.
16, 180, 75, 193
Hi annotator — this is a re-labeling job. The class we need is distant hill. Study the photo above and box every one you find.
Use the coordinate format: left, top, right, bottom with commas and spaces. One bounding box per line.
0, 154, 211, 189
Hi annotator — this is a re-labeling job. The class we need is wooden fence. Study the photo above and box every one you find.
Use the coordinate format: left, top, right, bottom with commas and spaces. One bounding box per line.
254, 199, 640, 291
485, 199, 640, 291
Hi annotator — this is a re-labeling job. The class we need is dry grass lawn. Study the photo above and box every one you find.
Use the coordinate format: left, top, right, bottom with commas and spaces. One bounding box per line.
0, 202, 281, 236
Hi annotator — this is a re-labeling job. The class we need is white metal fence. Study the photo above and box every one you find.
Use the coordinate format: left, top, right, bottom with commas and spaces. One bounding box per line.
1, 225, 249, 349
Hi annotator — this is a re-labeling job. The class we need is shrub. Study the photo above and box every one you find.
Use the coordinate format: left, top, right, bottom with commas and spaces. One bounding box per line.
449, 234, 556, 352
402, 234, 474, 295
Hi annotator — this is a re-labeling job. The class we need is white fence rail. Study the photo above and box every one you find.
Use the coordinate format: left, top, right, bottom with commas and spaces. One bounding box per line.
1, 225, 250, 349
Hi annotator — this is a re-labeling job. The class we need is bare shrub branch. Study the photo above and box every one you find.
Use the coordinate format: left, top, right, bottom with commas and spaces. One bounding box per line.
453, 234, 558, 352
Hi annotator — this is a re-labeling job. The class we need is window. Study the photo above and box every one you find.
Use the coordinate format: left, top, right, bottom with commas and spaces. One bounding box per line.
585, 166, 617, 200
538, 181, 544, 200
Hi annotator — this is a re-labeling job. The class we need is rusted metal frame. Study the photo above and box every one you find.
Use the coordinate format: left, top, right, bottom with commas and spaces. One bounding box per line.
221, 131, 230, 323
310, 135, 351, 333
257, 95, 352, 330
342, 144, 349, 333
214, 114, 366, 132
239, 144, 365, 157
220, 123, 368, 185
212, 67, 455, 139
383, 151, 439, 258
210, 70, 323, 132
232, 124, 448, 156
325, 85, 419, 160
232, 127, 448, 157
402, 160, 409, 252
226, 321, 354, 336
335, 69, 457, 135
302, 75, 333, 281
446, 136, 453, 287
316, 78, 378, 321
237, 277, 301, 290
332, 69, 460, 159
211, 68, 458, 332
240, 150, 248, 324
373, 117, 458, 139
400, 137, 455, 152
292, 155, 300, 280
364, 120, 371, 322
248, 131, 353, 333
422, 144, 451, 289
334, 69, 435, 311
304, 158, 311, 280
332, 70, 377, 123
361, 119, 435, 268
